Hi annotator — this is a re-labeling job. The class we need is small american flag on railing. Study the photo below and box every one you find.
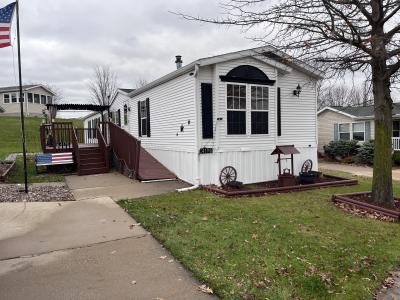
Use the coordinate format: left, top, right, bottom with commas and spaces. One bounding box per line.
0, 2, 16, 48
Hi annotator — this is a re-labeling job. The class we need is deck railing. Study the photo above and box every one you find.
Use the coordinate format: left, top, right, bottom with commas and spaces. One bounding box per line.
75, 128, 98, 145
71, 128, 80, 170
97, 126, 110, 171
108, 122, 141, 179
393, 137, 400, 151
40, 122, 73, 151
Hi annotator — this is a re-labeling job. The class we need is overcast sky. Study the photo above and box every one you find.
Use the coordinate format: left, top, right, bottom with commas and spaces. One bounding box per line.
0, 0, 254, 107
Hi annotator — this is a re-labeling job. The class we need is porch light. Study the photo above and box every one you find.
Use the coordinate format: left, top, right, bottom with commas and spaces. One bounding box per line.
293, 84, 302, 97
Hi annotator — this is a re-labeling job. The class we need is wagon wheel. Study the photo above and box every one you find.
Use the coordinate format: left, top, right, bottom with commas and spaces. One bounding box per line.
301, 159, 313, 173
219, 166, 237, 186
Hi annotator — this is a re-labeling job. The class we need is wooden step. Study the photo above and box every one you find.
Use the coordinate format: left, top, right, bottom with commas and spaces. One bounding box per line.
79, 157, 105, 164
79, 166, 108, 176
80, 161, 106, 169
79, 147, 102, 155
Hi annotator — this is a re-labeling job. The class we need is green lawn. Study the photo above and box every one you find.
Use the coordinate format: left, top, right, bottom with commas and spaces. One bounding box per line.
0, 116, 82, 159
5, 156, 65, 184
119, 172, 400, 300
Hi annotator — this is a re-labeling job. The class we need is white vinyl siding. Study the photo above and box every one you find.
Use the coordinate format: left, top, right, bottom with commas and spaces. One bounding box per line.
109, 92, 131, 132
277, 69, 317, 146
128, 72, 197, 151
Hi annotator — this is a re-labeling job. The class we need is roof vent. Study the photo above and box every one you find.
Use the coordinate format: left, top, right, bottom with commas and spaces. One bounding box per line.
175, 55, 183, 69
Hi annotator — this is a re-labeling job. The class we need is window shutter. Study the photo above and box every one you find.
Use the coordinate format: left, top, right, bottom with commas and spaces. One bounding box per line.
201, 83, 213, 139
146, 98, 151, 137
333, 123, 339, 141
365, 121, 371, 141
117, 109, 121, 127
138, 102, 142, 137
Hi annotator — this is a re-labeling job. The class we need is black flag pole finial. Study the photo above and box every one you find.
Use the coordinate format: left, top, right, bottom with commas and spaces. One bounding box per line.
16, 0, 28, 193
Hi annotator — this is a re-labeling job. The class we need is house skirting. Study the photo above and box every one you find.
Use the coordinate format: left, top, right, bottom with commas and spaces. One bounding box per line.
145, 145, 318, 186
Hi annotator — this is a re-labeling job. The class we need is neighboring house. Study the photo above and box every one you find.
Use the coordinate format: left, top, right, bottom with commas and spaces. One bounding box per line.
0, 84, 55, 116
317, 104, 400, 152
83, 46, 323, 185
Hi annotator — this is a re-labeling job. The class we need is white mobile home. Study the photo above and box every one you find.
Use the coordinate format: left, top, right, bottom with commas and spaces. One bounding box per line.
84, 46, 323, 186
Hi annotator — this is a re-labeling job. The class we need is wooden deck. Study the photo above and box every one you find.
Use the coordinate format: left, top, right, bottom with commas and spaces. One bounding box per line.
137, 148, 176, 181
40, 122, 175, 181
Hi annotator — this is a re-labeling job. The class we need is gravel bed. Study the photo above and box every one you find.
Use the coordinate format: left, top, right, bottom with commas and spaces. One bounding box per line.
0, 184, 75, 202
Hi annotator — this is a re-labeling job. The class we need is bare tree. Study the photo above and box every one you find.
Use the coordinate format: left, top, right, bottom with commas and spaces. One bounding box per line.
88, 65, 118, 106
42, 83, 63, 104
318, 82, 373, 110
180, 0, 400, 207
135, 78, 148, 88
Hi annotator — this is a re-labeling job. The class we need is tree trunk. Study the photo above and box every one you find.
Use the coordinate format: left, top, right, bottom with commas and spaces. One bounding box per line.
371, 62, 394, 207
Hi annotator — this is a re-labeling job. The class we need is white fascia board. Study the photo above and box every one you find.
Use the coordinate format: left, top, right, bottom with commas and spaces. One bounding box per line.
317, 106, 356, 118
265, 47, 325, 79
128, 45, 323, 98
251, 55, 293, 74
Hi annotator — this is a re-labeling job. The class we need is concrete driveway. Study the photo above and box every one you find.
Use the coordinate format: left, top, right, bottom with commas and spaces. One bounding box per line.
65, 172, 190, 201
319, 161, 400, 181
0, 175, 215, 300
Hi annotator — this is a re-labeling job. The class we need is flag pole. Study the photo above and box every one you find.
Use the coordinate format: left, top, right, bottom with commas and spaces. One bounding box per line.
16, 0, 28, 193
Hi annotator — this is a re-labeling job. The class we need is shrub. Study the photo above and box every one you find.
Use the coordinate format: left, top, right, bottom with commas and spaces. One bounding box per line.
355, 140, 374, 165
393, 151, 400, 166
324, 140, 359, 160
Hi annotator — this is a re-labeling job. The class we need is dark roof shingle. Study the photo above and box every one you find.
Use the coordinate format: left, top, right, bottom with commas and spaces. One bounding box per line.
330, 103, 400, 117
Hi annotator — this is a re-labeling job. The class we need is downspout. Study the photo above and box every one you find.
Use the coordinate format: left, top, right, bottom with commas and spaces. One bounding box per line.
178, 64, 201, 192
274, 68, 279, 147
194, 63, 201, 187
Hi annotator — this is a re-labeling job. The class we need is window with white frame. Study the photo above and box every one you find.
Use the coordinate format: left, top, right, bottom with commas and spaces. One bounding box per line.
18, 93, 25, 102
11, 93, 17, 103
338, 123, 350, 140
352, 123, 365, 141
3, 94, 10, 104
34, 94, 40, 104
338, 122, 365, 141
41, 95, 46, 104
251, 86, 269, 134
47, 96, 52, 104
28, 93, 33, 103
394, 121, 400, 137
227, 84, 246, 135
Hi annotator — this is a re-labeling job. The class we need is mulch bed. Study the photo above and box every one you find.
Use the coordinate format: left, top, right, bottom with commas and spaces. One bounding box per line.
332, 192, 400, 222
0, 184, 75, 202
203, 174, 358, 197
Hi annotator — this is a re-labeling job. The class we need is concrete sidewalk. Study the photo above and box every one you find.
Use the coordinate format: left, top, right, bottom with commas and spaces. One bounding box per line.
0, 183, 215, 299
319, 161, 400, 181
66, 172, 190, 201
0, 197, 146, 260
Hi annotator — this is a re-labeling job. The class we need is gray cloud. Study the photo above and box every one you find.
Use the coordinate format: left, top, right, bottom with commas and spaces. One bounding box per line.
0, 0, 253, 106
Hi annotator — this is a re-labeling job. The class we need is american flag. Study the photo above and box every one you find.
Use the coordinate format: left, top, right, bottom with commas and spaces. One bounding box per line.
0, 2, 16, 48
